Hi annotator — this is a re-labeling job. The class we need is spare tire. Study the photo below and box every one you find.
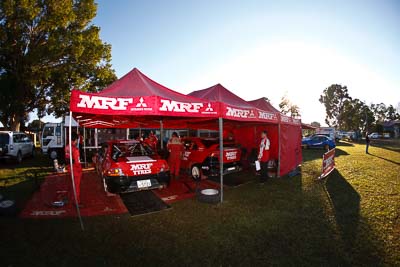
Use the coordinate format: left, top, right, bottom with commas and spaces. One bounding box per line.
197, 188, 220, 204
0, 199, 17, 216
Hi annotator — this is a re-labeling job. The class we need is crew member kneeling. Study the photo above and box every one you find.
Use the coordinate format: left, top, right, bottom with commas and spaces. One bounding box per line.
258, 130, 270, 183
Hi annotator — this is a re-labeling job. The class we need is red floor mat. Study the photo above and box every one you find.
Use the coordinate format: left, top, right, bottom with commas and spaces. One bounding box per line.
20, 171, 221, 219
19, 170, 128, 219
153, 177, 220, 204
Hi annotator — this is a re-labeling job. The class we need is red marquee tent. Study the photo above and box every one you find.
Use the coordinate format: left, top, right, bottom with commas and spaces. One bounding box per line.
70, 68, 221, 129
188, 84, 284, 173
249, 98, 302, 176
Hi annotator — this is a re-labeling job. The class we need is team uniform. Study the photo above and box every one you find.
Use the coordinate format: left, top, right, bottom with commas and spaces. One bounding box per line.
167, 136, 184, 177
258, 136, 270, 181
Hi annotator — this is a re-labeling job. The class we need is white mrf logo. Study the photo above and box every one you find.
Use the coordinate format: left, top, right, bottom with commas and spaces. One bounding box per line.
225, 151, 238, 160
159, 99, 203, 113
77, 95, 133, 110
226, 107, 251, 118
259, 111, 277, 121
130, 163, 153, 175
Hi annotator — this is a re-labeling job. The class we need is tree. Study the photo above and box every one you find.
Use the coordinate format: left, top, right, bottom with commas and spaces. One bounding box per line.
0, 0, 117, 131
27, 119, 43, 132
310, 121, 321, 128
279, 95, 301, 118
319, 84, 350, 128
386, 105, 400, 121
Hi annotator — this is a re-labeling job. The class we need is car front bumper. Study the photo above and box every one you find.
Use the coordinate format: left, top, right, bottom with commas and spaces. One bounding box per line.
104, 171, 171, 194
201, 157, 242, 177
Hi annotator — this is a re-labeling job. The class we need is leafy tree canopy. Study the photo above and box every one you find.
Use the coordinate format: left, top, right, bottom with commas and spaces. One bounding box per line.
0, 0, 117, 131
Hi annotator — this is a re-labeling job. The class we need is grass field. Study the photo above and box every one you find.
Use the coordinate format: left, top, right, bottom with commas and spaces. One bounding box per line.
0, 140, 399, 266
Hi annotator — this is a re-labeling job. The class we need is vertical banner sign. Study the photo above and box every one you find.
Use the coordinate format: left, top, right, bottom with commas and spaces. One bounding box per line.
319, 148, 335, 179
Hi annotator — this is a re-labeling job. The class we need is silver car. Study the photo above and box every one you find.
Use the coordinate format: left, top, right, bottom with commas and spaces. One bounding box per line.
0, 131, 35, 163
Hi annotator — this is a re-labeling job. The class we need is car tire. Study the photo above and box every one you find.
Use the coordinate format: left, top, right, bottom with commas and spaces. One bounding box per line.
197, 188, 220, 204
0, 199, 17, 216
16, 151, 22, 164
191, 164, 202, 181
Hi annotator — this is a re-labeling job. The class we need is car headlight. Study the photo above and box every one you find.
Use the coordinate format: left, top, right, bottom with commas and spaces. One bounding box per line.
107, 168, 125, 176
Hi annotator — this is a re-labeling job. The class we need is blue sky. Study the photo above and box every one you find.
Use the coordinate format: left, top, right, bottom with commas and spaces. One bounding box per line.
35, 0, 400, 124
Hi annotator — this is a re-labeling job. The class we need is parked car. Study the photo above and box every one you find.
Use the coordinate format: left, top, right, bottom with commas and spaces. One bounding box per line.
0, 131, 35, 163
94, 140, 170, 194
368, 132, 382, 139
302, 135, 336, 150
181, 138, 242, 179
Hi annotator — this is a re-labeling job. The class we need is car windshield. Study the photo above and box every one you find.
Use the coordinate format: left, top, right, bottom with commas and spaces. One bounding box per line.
0, 133, 9, 145
111, 142, 154, 160
199, 139, 219, 148
42, 126, 54, 138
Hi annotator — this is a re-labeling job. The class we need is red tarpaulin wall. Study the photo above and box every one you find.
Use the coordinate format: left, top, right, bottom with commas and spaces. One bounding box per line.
233, 124, 279, 162
279, 124, 303, 175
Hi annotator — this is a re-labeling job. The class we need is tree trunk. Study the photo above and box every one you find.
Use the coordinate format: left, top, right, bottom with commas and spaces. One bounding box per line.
10, 114, 21, 132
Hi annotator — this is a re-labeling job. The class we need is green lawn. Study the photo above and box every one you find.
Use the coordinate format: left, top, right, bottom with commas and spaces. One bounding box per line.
0, 141, 399, 266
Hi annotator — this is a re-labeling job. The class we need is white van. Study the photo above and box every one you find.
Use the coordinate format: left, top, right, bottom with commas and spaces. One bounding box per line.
0, 131, 35, 163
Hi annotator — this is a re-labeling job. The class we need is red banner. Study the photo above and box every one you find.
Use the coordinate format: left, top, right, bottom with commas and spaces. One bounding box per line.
320, 148, 335, 179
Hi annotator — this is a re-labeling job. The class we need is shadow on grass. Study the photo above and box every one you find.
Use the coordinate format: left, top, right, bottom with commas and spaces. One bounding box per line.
336, 141, 355, 147
369, 153, 400, 166
302, 147, 349, 162
322, 169, 386, 265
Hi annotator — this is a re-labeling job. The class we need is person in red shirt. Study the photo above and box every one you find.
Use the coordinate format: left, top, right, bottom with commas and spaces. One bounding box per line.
258, 130, 271, 183
167, 132, 183, 179
146, 130, 158, 152
65, 132, 83, 206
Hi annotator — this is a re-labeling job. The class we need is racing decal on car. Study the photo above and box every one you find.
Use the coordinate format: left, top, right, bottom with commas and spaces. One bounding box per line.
130, 163, 153, 175
225, 151, 238, 160
182, 151, 191, 161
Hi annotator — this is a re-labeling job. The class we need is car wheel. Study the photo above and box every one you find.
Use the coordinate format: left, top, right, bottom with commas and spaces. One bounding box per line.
49, 150, 58, 160
0, 199, 17, 216
191, 164, 201, 181
16, 151, 22, 164
197, 188, 220, 204
324, 144, 329, 151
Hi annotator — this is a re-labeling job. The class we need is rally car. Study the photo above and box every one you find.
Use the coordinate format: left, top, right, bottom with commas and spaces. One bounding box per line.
181, 138, 242, 179
94, 140, 170, 194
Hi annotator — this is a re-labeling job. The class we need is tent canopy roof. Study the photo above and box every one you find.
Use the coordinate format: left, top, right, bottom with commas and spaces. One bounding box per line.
189, 84, 279, 123
189, 83, 256, 109
248, 97, 280, 114
98, 68, 202, 103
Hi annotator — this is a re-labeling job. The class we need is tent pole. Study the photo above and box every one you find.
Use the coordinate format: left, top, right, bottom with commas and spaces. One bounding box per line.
83, 126, 87, 168
69, 112, 84, 231
126, 128, 129, 139
160, 120, 164, 150
94, 128, 98, 148
278, 122, 281, 178
219, 117, 223, 203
